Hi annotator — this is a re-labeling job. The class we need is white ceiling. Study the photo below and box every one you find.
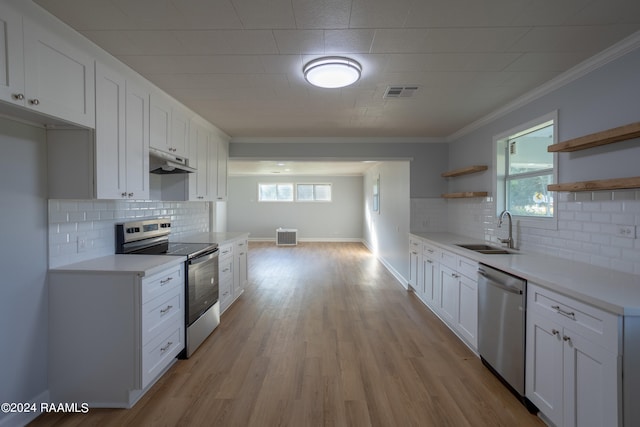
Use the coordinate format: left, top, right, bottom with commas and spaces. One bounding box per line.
33, 0, 640, 141
32, 0, 640, 176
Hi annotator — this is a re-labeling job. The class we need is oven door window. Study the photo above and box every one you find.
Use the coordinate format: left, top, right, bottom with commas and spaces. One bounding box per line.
187, 252, 219, 325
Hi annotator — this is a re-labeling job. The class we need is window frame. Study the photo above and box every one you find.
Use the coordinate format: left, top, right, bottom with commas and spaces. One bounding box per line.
257, 182, 294, 202
493, 111, 558, 230
296, 183, 332, 202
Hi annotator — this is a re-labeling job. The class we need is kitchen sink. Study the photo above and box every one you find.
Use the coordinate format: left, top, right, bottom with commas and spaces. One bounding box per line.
456, 243, 516, 255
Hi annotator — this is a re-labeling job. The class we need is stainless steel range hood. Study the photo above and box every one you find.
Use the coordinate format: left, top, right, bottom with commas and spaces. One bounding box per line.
149, 147, 195, 174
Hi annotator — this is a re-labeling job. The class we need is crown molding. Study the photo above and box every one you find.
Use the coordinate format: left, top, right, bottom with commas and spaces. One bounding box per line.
229, 136, 445, 144
447, 30, 640, 142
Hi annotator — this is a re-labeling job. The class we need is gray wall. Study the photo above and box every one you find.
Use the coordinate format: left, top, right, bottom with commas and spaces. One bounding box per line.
448, 47, 640, 193
229, 141, 448, 198
363, 162, 411, 282
227, 175, 364, 240
0, 118, 49, 426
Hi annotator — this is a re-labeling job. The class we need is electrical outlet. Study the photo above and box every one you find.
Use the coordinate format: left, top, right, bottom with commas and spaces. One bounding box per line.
616, 225, 636, 239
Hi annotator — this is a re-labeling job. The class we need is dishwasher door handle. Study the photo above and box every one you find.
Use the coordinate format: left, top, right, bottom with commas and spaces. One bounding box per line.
479, 271, 523, 295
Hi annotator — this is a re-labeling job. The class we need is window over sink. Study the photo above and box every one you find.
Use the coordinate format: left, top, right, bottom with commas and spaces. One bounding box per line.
494, 111, 558, 229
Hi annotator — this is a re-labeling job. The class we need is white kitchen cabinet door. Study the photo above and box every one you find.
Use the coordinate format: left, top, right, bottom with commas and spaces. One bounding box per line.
95, 62, 126, 199
23, 17, 95, 128
526, 311, 564, 426
562, 330, 619, 427
171, 104, 190, 159
0, 4, 25, 106
188, 118, 210, 201
235, 239, 248, 298
150, 92, 172, 155
422, 255, 439, 309
438, 265, 459, 326
457, 273, 477, 348
125, 80, 150, 199
216, 138, 228, 200
408, 238, 421, 289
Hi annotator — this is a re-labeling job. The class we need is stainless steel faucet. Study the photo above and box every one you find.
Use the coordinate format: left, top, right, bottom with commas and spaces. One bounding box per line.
498, 210, 514, 249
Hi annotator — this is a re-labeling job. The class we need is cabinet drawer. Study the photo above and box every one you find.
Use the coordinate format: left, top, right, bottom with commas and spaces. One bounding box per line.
528, 283, 619, 351
141, 321, 183, 389
219, 259, 233, 283
142, 290, 183, 345
219, 244, 233, 260
220, 279, 232, 303
409, 237, 422, 251
456, 255, 477, 280
422, 242, 440, 258
236, 239, 248, 253
440, 249, 458, 269
142, 265, 184, 302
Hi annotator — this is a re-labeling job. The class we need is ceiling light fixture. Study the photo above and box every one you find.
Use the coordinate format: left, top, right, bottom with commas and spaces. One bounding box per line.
303, 56, 362, 89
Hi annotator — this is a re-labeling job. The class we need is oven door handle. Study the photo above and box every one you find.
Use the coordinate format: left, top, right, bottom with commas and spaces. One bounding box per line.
188, 250, 218, 265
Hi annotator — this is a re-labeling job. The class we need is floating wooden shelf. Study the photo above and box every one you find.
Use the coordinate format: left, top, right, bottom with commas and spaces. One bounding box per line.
441, 192, 489, 199
548, 121, 640, 152
548, 177, 640, 192
441, 165, 488, 177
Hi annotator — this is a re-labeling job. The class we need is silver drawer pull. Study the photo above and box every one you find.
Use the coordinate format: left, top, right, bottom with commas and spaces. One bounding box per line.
427, 260, 433, 264
160, 277, 173, 285
160, 305, 173, 314
160, 341, 173, 353
552, 305, 575, 320
551, 329, 559, 336
563, 335, 571, 343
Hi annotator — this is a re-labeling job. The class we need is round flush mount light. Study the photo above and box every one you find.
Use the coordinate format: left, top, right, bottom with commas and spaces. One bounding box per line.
303, 56, 362, 89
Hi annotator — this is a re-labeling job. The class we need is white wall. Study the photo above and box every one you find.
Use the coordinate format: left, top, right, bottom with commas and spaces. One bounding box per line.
0, 118, 49, 426
363, 162, 411, 283
227, 175, 363, 240
48, 199, 210, 268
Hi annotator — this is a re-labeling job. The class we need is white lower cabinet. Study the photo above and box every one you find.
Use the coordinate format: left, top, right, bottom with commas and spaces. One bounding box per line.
409, 236, 477, 351
526, 283, 620, 427
219, 243, 234, 313
48, 262, 185, 408
218, 238, 249, 314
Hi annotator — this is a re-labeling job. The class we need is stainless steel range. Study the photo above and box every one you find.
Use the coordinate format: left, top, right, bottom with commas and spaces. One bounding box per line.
116, 218, 219, 358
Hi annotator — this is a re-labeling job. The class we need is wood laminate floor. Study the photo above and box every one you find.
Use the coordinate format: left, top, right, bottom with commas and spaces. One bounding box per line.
31, 242, 544, 427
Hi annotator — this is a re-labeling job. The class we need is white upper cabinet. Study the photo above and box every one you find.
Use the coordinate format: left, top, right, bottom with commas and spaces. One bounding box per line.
150, 91, 190, 160
216, 137, 228, 201
124, 80, 150, 200
188, 117, 211, 201
0, 4, 25, 106
0, 4, 95, 127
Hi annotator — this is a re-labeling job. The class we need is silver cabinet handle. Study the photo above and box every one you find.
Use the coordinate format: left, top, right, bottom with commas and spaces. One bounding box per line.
121, 192, 127, 198
12, 93, 24, 100
160, 341, 173, 353
160, 305, 173, 314
563, 335, 571, 343
128, 192, 134, 198
551, 329, 559, 336
160, 277, 173, 285
552, 305, 576, 320
426, 260, 433, 264
29, 99, 40, 105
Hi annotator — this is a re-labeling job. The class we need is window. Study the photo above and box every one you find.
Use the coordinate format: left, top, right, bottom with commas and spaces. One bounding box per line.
296, 184, 332, 202
258, 183, 293, 202
495, 112, 557, 226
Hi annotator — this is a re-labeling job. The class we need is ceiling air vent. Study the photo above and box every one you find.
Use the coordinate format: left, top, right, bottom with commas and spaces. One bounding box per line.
384, 85, 419, 99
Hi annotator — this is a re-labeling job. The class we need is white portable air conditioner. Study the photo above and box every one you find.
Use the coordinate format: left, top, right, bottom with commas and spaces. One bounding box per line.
276, 228, 298, 246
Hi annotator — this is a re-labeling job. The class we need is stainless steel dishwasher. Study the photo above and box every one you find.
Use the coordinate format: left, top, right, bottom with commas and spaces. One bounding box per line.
477, 263, 537, 413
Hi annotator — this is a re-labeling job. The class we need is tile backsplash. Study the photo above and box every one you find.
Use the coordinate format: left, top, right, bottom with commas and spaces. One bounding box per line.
413, 190, 640, 275
49, 199, 210, 268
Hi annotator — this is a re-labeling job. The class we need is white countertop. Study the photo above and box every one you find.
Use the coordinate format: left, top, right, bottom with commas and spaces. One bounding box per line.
171, 231, 249, 245
411, 232, 640, 316
50, 254, 186, 276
